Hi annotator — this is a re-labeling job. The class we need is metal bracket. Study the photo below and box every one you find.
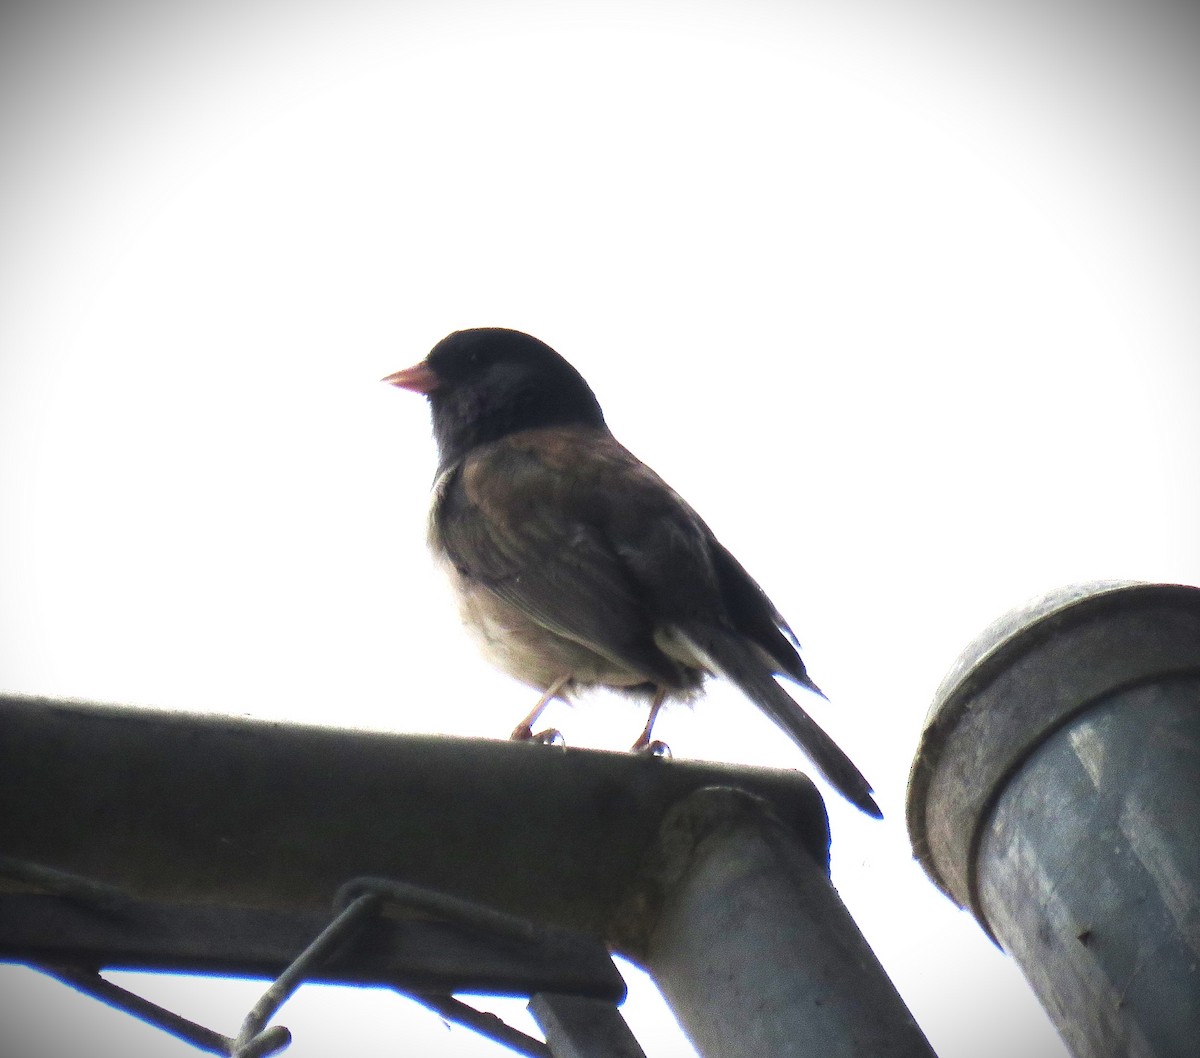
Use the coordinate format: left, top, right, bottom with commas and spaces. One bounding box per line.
2, 858, 645, 1057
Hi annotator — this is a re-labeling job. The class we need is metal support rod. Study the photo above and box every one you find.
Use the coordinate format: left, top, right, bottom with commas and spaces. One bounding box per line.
232, 892, 379, 1055
529, 993, 648, 1058
621, 786, 936, 1058
38, 964, 262, 1057
411, 994, 550, 1058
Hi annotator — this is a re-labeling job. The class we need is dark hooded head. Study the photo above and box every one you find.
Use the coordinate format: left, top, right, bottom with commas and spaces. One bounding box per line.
386, 328, 607, 469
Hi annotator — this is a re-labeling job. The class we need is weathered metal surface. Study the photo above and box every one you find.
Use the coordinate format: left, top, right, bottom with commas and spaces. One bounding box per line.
0, 893, 624, 996
0, 695, 936, 1058
978, 677, 1200, 1058
907, 581, 1200, 916
0, 694, 828, 948
907, 581, 1200, 1058
529, 993, 648, 1058
626, 786, 936, 1058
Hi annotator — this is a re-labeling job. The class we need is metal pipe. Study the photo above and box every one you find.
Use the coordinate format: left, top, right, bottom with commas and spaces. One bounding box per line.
908, 581, 1200, 1058
618, 786, 936, 1058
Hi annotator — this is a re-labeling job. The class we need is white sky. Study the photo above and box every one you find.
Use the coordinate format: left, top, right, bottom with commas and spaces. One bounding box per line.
2, 1, 1198, 1056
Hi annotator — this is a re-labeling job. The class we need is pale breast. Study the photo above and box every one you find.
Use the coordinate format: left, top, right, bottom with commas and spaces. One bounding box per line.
434, 551, 652, 694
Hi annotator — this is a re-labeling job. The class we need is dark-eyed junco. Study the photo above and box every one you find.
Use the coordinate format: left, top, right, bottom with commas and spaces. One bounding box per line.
384, 327, 880, 817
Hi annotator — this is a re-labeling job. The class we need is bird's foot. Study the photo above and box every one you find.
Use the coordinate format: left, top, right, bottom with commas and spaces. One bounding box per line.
633, 738, 672, 759
511, 724, 566, 747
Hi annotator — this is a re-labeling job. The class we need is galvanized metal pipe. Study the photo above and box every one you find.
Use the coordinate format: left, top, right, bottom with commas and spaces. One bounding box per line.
619, 786, 936, 1058
908, 581, 1200, 1058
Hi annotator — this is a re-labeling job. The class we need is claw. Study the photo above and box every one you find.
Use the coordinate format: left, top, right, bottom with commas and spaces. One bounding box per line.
510, 675, 571, 743
510, 724, 565, 747
534, 728, 566, 747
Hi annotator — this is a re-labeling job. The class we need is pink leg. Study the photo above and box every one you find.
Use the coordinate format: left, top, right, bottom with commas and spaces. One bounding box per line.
630, 689, 668, 751
510, 675, 571, 741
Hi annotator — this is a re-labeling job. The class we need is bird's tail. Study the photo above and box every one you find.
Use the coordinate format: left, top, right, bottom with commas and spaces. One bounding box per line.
682, 625, 882, 818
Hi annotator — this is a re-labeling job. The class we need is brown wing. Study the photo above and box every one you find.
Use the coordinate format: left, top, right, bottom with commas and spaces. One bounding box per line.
432, 427, 705, 689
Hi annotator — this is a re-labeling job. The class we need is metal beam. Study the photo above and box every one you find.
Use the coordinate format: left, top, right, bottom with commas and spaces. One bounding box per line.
0, 893, 622, 997
1, 695, 929, 1058
0, 694, 828, 943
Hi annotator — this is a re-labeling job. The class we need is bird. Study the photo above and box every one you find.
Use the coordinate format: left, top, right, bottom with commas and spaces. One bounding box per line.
383, 327, 881, 817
